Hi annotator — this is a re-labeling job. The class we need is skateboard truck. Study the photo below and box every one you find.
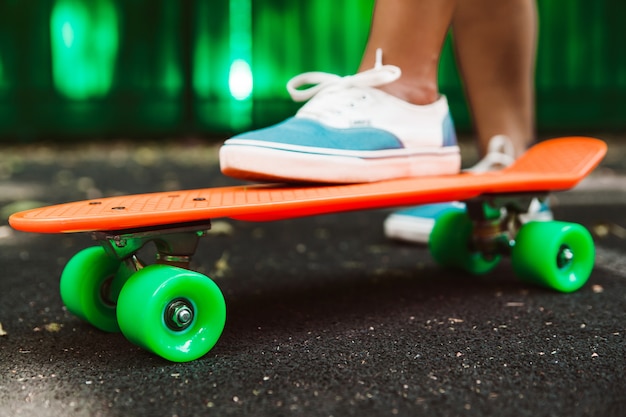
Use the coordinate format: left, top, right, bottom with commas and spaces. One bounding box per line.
91, 221, 212, 270
465, 193, 549, 258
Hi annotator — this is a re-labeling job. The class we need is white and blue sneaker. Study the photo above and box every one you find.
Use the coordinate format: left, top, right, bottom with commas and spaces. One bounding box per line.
383, 135, 554, 244
220, 54, 460, 183
383, 202, 467, 244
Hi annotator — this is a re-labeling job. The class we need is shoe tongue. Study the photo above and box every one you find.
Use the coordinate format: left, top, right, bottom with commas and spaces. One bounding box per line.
350, 65, 402, 88
467, 150, 516, 173
487, 135, 516, 156
466, 136, 516, 173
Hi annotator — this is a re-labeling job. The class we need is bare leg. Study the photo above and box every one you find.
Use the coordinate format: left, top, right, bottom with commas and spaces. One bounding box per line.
452, 0, 537, 157
358, 0, 536, 157
358, 0, 457, 106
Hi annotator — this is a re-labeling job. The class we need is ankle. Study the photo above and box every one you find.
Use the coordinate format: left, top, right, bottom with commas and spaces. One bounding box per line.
376, 81, 440, 106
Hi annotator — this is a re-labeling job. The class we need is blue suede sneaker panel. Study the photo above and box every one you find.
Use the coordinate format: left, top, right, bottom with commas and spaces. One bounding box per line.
395, 203, 465, 219
231, 118, 405, 151
442, 113, 457, 148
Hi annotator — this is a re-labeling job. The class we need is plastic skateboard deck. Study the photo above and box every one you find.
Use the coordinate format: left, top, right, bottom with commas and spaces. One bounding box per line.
9, 137, 607, 233
6, 136, 608, 363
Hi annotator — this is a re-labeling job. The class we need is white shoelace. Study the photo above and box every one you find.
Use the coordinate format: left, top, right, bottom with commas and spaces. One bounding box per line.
286, 65, 401, 102
466, 135, 517, 172
286, 49, 400, 102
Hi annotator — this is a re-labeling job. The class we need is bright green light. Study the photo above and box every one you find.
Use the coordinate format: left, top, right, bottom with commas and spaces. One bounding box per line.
229, 59, 253, 100
228, 0, 253, 128
61, 22, 74, 47
193, 32, 212, 97
50, 0, 118, 100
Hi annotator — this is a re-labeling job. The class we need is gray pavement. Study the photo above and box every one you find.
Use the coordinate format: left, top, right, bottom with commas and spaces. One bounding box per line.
1, 135, 625, 417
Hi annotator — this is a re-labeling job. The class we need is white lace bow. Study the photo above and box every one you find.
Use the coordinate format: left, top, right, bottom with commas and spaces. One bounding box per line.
286, 49, 401, 102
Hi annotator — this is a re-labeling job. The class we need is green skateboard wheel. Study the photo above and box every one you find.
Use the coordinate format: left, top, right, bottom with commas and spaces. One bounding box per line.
429, 210, 501, 275
60, 246, 127, 332
116, 265, 226, 362
512, 221, 594, 292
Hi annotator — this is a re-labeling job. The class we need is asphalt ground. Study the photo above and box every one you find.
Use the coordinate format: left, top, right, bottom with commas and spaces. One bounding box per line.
1, 135, 625, 417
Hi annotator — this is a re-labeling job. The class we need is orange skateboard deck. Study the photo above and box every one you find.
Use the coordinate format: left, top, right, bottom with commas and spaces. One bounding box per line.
6, 136, 607, 363
9, 137, 606, 233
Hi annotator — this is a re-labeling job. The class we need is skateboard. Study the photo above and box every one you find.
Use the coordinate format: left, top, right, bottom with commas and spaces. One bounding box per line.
8, 137, 607, 362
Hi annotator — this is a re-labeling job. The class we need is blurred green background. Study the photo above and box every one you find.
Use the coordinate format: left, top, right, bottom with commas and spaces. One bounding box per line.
0, 0, 624, 141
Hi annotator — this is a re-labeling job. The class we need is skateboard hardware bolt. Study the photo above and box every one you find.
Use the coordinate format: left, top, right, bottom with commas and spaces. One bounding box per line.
126, 255, 145, 272
113, 237, 127, 248
89, 201, 102, 205
165, 299, 194, 331
557, 245, 574, 269
193, 197, 206, 201
112, 206, 126, 211
157, 254, 191, 264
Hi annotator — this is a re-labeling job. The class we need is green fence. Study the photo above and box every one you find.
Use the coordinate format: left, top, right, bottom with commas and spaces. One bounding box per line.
0, 0, 624, 140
